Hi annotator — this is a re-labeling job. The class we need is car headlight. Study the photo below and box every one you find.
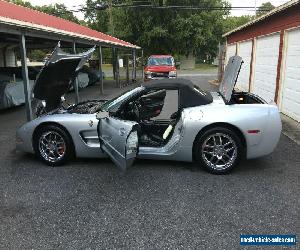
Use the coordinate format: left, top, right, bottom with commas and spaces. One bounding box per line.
144, 71, 151, 75
126, 131, 138, 155
169, 71, 177, 76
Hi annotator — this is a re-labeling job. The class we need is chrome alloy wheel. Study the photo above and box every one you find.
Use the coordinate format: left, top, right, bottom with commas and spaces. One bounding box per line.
38, 131, 66, 163
201, 132, 237, 171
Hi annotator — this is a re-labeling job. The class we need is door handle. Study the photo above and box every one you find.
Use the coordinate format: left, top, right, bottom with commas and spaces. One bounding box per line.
119, 128, 126, 136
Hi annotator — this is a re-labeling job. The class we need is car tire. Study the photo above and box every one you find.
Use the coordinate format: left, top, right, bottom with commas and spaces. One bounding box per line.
33, 125, 74, 166
194, 127, 243, 174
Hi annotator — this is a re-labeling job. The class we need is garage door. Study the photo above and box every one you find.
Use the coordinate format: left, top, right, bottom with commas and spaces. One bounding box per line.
237, 40, 252, 91
280, 29, 300, 122
252, 33, 280, 102
226, 44, 236, 64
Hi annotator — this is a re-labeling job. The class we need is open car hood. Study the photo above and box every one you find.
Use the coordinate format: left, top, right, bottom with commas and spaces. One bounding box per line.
219, 56, 243, 103
33, 42, 95, 103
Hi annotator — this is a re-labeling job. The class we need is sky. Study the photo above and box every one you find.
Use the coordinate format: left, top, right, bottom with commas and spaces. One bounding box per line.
27, 0, 291, 19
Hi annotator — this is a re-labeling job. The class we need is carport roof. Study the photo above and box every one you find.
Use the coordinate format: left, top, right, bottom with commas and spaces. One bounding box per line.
0, 0, 139, 49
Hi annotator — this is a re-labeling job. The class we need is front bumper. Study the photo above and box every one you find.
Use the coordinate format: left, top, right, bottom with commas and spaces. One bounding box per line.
144, 72, 177, 80
16, 124, 35, 154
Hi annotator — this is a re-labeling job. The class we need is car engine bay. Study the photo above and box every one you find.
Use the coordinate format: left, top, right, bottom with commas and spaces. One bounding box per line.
67, 100, 106, 114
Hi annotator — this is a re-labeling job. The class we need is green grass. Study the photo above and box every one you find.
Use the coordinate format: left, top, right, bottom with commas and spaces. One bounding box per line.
195, 63, 218, 70
102, 64, 143, 70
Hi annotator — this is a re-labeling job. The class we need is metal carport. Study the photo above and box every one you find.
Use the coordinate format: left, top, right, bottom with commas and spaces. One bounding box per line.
0, 0, 141, 121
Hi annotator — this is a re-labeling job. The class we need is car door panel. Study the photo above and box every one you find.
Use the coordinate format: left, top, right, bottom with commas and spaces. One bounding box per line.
98, 116, 139, 170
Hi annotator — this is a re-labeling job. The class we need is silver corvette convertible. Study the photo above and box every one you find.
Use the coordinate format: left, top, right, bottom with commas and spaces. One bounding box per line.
16, 45, 282, 174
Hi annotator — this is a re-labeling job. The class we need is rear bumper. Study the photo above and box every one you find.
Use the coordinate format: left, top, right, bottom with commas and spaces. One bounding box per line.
247, 106, 282, 159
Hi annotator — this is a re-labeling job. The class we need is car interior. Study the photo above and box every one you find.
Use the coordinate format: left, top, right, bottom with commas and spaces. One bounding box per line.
117, 88, 181, 147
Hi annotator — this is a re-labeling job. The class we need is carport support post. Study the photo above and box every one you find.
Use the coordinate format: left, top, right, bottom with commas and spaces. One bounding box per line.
141, 49, 144, 82
98, 45, 104, 94
126, 55, 129, 85
20, 34, 33, 121
115, 49, 120, 88
132, 48, 137, 82
112, 47, 116, 81
72, 42, 80, 104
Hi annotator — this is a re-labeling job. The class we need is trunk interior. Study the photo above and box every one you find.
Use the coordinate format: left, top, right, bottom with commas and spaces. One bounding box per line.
230, 92, 266, 104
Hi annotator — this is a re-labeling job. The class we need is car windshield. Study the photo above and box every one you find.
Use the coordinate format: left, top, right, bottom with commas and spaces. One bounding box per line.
101, 87, 144, 112
147, 57, 174, 66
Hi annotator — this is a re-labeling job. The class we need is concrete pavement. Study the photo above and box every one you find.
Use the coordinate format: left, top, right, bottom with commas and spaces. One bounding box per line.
281, 114, 300, 145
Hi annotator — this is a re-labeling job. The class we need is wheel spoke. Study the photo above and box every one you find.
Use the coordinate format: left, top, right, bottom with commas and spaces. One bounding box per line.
219, 135, 223, 145
225, 147, 235, 152
203, 150, 213, 155
213, 136, 216, 146
223, 153, 231, 160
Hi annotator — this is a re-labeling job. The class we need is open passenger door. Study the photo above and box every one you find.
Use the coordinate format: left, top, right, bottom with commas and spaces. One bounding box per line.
97, 112, 139, 171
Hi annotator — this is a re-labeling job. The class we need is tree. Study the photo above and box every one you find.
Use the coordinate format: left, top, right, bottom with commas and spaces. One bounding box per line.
257, 2, 275, 17
37, 4, 80, 24
8, 0, 32, 8
84, 0, 230, 59
223, 15, 253, 33
8, 0, 80, 24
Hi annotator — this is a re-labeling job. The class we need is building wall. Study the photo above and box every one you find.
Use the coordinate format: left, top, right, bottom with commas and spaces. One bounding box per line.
5, 48, 16, 67
0, 48, 16, 67
227, 4, 300, 44
225, 3, 300, 122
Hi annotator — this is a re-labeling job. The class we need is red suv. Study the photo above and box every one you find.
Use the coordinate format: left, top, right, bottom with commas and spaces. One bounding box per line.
144, 55, 177, 80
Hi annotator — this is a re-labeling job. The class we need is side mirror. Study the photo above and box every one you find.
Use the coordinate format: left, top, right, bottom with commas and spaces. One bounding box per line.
96, 111, 109, 120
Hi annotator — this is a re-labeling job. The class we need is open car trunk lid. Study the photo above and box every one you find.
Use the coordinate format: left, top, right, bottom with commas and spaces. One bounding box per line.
219, 55, 243, 103
33, 42, 95, 107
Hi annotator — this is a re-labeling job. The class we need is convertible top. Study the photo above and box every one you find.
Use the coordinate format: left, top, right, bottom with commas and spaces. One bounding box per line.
143, 78, 213, 108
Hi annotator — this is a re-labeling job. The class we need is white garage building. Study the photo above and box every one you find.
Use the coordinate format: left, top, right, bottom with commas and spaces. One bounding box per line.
223, 0, 300, 122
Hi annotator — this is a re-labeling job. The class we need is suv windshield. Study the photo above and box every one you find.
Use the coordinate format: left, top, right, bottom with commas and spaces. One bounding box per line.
147, 57, 174, 66
101, 87, 144, 112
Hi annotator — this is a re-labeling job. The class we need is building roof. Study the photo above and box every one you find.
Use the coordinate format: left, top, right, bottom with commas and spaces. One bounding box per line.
223, 0, 300, 37
0, 0, 139, 49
